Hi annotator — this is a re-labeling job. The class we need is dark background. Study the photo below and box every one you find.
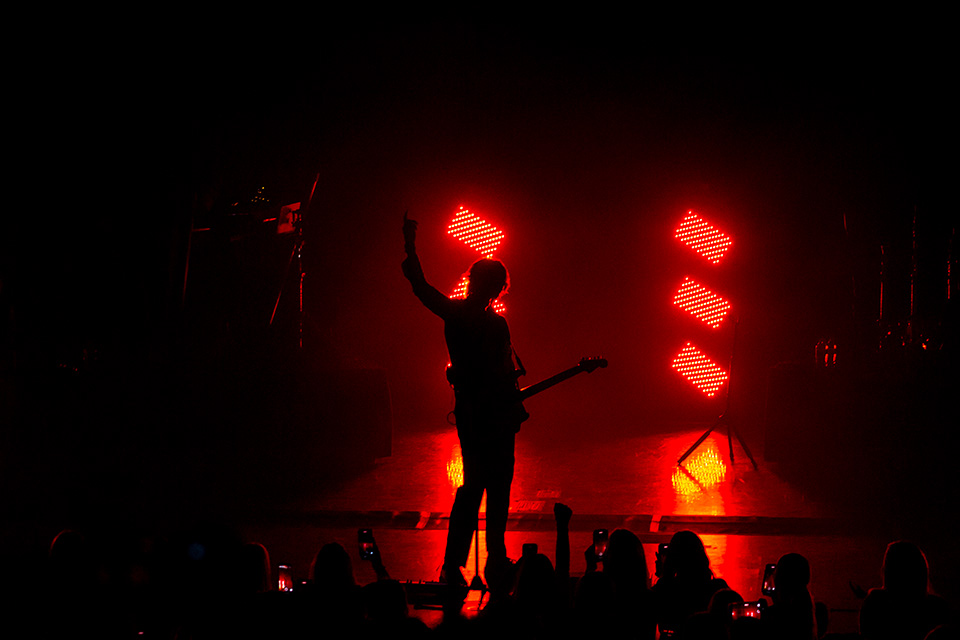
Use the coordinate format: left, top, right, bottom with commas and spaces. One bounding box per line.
3, 22, 956, 531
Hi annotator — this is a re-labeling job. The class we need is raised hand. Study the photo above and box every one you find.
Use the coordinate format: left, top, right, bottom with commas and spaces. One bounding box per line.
554, 502, 572, 528
402, 211, 418, 248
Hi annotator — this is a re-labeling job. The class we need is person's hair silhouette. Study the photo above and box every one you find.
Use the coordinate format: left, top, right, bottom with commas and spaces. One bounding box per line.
311, 542, 356, 592
465, 258, 508, 302
764, 553, 817, 640
860, 541, 950, 640
652, 530, 728, 637
603, 528, 657, 639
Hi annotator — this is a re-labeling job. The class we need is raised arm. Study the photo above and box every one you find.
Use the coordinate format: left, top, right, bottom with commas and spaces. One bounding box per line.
402, 211, 417, 256
554, 502, 572, 583
401, 212, 455, 318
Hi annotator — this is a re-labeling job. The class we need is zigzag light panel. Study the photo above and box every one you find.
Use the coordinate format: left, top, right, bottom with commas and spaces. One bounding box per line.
675, 211, 732, 264
672, 342, 728, 397
448, 206, 504, 258
451, 276, 469, 301
673, 277, 731, 328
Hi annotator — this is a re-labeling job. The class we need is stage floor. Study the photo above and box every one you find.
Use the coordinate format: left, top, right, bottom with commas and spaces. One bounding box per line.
236, 422, 959, 634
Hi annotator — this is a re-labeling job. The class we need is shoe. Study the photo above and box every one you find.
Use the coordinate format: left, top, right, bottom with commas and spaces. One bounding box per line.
483, 555, 516, 596
439, 564, 469, 608
484, 554, 515, 577
440, 564, 468, 588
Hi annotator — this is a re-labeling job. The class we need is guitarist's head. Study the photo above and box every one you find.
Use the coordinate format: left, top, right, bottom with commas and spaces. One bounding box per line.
466, 258, 509, 307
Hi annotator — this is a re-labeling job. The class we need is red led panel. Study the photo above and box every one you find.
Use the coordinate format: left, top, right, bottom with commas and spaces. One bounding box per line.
675, 211, 732, 264
448, 206, 504, 258
452, 276, 469, 301
673, 277, 731, 328
672, 342, 728, 397
448, 206, 506, 314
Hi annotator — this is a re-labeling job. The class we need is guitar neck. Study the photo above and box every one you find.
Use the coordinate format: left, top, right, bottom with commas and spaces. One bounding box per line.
519, 366, 584, 401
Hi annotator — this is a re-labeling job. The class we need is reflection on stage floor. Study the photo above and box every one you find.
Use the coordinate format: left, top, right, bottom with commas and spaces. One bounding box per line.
237, 423, 958, 634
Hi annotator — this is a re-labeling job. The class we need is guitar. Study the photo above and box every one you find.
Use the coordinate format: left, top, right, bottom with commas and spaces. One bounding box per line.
448, 357, 607, 426
518, 356, 608, 402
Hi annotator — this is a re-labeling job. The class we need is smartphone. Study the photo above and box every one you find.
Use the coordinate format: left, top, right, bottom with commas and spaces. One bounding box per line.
522, 543, 538, 558
730, 600, 765, 620
761, 563, 776, 596
358, 528, 375, 560
277, 564, 293, 591
593, 529, 609, 561
654, 542, 670, 578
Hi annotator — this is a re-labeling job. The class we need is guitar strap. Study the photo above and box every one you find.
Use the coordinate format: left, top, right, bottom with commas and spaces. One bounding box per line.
512, 347, 527, 378
511, 347, 530, 428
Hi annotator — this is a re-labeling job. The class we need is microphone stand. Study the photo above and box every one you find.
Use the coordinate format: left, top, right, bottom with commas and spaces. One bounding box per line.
270, 174, 319, 349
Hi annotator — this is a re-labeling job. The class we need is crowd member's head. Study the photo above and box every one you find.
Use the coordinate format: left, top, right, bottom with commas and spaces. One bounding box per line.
882, 541, 930, 597
49, 529, 94, 586
924, 624, 955, 639
765, 553, 817, 640
860, 540, 951, 640
773, 553, 811, 600
311, 543, 356, 591
664, 530, 713, 582
514, 552, 555, 610
603, 528, 649, 588
237, 543, 271, 594
707, 587, 744, 616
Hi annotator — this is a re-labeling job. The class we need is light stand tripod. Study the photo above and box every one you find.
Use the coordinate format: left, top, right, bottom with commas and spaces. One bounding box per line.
677, 318, 758, 470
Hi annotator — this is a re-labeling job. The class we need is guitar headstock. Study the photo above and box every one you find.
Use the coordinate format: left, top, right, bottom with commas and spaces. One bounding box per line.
578, 356, 608, 373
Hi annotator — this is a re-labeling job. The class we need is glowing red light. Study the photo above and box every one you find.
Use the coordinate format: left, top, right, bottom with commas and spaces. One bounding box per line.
447, 449, 464, 489
672, 440, 727, 496
278, 565, 293, 591
675, 211, 732, 264
673, 277, 731, 328
448, 206, 506, 314
452, 276, 469, 300
448, 206, 503, 258
815, 340, 838, 367
672, 343, 728, 397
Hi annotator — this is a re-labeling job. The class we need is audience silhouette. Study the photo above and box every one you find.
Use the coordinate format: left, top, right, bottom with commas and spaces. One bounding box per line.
859, 541, 950, 640
236, 542, 272, 594
601, 528, 657, 639
706, 587, 744, 637
362, 578, 431, 638
652, 530, 730, 638
43, 529, 104, 637
763, 552, 818, 640
27, 522, 957, 638
306, 541, 364, 633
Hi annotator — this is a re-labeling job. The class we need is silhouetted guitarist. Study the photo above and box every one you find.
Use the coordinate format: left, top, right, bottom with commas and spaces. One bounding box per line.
401, 212, 524, 589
